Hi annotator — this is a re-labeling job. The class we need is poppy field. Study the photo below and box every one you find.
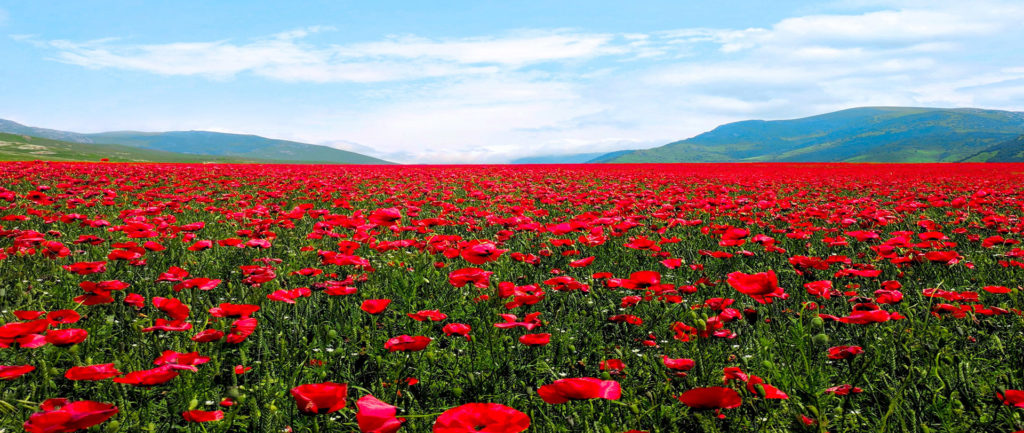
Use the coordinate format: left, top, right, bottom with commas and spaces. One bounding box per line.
2, 161, 1024, 433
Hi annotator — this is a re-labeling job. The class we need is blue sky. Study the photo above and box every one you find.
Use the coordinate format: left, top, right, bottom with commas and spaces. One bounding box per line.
1, 0, 1023, 163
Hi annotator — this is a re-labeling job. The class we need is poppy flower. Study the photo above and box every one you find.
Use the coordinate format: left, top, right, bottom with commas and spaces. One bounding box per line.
385, 335, 432, 352
291, 382, 348, 414
208, 303, 260, 318
443, 323, 472, 341
182, 410, 224, 422
461, 242, 507, 265
662, 356, 695, 371
226, 318, 258, 344
408, 310, 448, 321
600, 359, 626, 374
433, 402, 530, 433
113, 366, 179, 386
824, 384, 863, 395
191, 329, 225, 342
997, 390, 1024, 408
518, 333, 551, 346
569, 256, 595, 267
22, 400, 118, 433
537, 378, 621, 404
827, 345, 864, 360
448, 268, 493, 288
356, 395, 406, 433
367, 207, 403, 225
727, 271, 787, 304
361, 299, 392, 314
0, 364, 35, 380
677, 387, 742, 418
45, 328, 88, 346
46, 309, 81, 325
234, 365, 252, 375
746, 375, 788, 399
65, 363, 122, 381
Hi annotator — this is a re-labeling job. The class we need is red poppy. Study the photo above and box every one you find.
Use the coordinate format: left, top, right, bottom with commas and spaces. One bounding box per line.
997, 390, 1024, 408
45, 328, 88, 346
65, 363, 122, 381
518, 333, 551, 346
361, 299, 392, 314
234, 365, 252, 375
369, 207, 402, 226
226, 317, 258, 344
727, 271, 787, 304
62, 261, 107, 275
824, 384, 863, 395
112, 366, 179, 386
356, 395, 406, 433
191, 329, 225, 343
407, 310, 448, 321
291, 382, 348, 414
152, 297, 190, 320
827, 345, 864, 360
676, 387, 742, 418
22, 400, 118, 433
746, 375, 788, 399
600, 359, 626, 374
432, 402, 530, 433
461, 242, 507, 265
443, 323, 472, 341
153, 350, 211, 371
182, 409, 224, 422
448, 268, 494, 288
208, 303, 260, 318
0, 364, 35, 380
662, 356, 695, 371
537, 378, 621, 404
569, 256, 595, 267
982, 285, 1011, 294
385, 335, 432, 352
46, 309, 81, 325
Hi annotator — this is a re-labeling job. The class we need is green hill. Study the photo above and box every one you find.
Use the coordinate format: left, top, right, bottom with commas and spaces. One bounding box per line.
606, 107, 1024, 163
0, 132, 264, 163
962, 134, 1024, 162
0, 119, 392, 164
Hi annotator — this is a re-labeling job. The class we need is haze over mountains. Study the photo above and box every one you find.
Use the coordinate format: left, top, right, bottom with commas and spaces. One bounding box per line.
3, 106, 1024, 164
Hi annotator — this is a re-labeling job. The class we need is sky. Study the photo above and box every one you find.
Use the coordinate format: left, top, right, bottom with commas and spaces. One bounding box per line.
1, 1, 1023, 163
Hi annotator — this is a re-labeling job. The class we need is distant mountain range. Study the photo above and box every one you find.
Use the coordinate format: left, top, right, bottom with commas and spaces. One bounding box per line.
597, 107, 1024, 163
4, 107, 1024, 164
0, 119, 391, 164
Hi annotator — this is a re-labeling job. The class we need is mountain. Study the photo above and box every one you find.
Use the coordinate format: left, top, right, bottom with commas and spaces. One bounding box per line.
0, 119, 94, 143
604, 107, 1024, 163
963, 134, 1024, 162
586, 150, 636, 163
0, 119, 392, 164
0, 132, 265, 163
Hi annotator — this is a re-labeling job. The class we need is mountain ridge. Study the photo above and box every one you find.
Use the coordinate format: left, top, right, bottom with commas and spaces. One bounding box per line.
604, 107, 1024, 163
0, 119, 393, 164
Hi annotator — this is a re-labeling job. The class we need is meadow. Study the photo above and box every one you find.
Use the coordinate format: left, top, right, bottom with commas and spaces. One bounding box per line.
1, 161, 1023, 433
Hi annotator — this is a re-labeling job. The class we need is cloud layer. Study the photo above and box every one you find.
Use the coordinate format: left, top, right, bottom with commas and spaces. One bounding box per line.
17, 0, 1024, 163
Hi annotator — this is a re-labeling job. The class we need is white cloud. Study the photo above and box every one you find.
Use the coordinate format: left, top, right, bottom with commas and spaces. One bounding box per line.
33, 29, 630, 82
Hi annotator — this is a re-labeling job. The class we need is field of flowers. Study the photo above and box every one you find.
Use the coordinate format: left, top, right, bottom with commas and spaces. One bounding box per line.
1, 161, 1024, 433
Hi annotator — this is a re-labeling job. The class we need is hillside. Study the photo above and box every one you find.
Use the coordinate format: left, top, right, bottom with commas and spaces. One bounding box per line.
0, 133, 262, 163
605, 107, 1024, 163
0, 119, 392, 164
962, 134, 1024, 162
